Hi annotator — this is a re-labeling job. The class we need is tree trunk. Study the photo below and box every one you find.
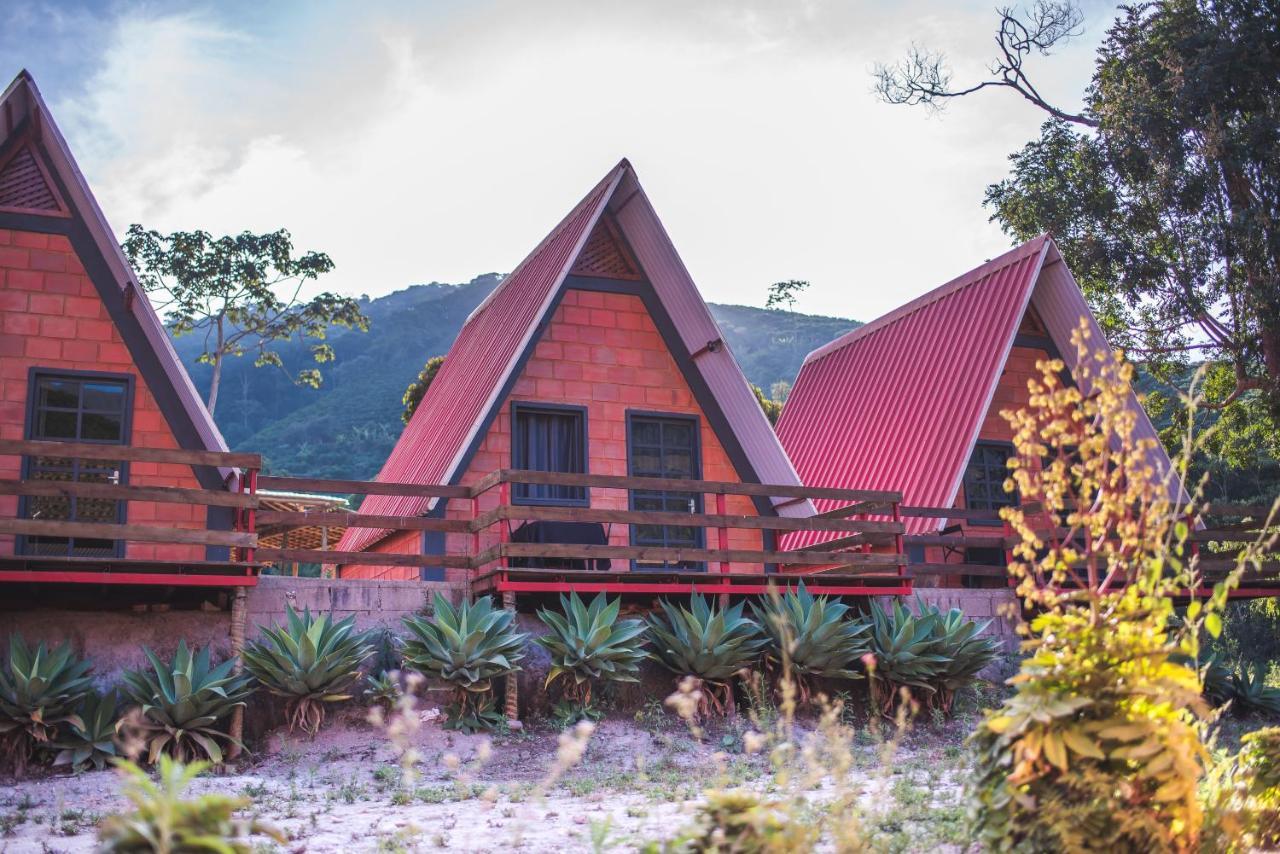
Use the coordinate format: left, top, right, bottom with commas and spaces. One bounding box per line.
206, 317, 225, 415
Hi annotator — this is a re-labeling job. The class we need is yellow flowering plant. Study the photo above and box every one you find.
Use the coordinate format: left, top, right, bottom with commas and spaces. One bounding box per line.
968, 320, 1274, 853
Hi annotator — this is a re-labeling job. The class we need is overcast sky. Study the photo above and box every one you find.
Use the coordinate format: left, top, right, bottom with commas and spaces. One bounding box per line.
3, 0, 1115, 321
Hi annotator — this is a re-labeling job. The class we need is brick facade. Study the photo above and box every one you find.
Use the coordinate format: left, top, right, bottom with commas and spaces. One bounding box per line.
0, 228, 208, 561
341, 288, 763, 581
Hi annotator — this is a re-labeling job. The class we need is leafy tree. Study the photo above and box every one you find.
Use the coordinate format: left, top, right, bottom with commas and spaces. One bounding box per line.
875, 0, 1280, 460
401, 355, 445, 425
765, 279, 809, 312
752, 384, 782, 425
124, 226, 370, 414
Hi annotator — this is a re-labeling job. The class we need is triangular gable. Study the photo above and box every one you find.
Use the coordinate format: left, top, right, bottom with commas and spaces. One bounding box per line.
340, 159, 809, 552
0, 71, 230, 485
777, 235, 1177, 540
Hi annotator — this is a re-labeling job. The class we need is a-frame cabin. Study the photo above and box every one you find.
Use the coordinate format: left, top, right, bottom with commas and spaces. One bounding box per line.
776, 235, 1179, 587
0, 70, 240, 578
337, 159, 819, 587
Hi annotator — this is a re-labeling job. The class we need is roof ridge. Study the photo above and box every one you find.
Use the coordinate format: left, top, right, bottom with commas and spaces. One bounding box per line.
803, 234, 1050, 366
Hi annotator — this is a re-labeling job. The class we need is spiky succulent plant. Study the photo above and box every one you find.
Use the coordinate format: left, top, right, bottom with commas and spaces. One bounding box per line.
0, 634, 94, 775
535, 592, 647, 708
241, 606, 376, 736
401, 594, 527, 732
48, 688, 121, 772
750, 582, 870, 703
645, 594, 766, 716
121, 641, 254, 764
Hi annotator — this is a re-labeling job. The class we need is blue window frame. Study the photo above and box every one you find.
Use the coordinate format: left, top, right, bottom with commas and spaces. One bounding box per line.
627, 411, 703, 570
510, 402, 589, 506
20, 369, 133, 557
963, 441, 1016, 525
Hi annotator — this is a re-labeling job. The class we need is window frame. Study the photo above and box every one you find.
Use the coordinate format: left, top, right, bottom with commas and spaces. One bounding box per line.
625, 410, 705, 570
509, 401, 590, 507
19, 368, 134, 558
962, 440, 1017, 526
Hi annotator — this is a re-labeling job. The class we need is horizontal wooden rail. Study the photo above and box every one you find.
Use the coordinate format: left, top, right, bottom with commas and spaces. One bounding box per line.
813, 500, 897, 519
255, 548, 472, 569
898, 506, 1005, 522
479, 503, 905, 535
0, 518, 254, 549
255, 511, 470, 533
0, 478, 256, 509
0, 439, 258, 469
909, 563, 1011, 577
486, 469, 902, 504
495, 542, 904, 569
255, 475, 471, 499
905, 534, 1011, 549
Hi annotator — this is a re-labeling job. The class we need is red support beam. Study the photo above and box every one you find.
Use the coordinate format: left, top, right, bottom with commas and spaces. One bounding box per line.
491, 578, 911, 596
0, 571, 257, 587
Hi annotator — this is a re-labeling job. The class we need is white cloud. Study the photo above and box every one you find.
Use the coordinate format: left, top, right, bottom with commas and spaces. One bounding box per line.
36, 0, 1109, 321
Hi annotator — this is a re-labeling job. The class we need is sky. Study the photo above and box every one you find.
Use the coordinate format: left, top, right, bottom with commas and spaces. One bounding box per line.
1, 0, 1116, 322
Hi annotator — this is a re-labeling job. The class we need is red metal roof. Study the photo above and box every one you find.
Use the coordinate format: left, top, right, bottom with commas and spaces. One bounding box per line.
338, 163, 625, 552
776, 237, 1051, 544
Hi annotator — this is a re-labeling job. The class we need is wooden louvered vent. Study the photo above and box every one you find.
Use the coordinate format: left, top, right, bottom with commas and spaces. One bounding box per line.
570, 219, 641, 280
0, 145, 64, 214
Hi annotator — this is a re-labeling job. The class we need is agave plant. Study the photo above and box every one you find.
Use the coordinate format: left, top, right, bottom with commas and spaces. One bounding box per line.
929, 606, 1002, 713
749, 582, 870, 704
645, 594, 767, 716
1229, 662, 1280, 717
363, 670, 402, 712
120, 641, 254, 764
241, 606, 376, 736
867, 596, 1002, 717
0, 634, 94, 775
401, 594, 528, 733
535, 592, 648, 709
48, 688, 120, 772
99, 756, 284, 852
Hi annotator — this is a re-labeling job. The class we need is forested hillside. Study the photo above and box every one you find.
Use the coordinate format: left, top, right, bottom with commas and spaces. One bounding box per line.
171, 277, 858, 478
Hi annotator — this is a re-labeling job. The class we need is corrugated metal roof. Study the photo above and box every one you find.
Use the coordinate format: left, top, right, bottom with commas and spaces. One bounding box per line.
339, 160, 814, 553
776, 237, 1051, 543
777, 235, 1182, 546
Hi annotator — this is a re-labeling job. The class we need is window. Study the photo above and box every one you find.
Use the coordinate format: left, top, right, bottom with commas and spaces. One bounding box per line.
962, 441, 1016, 523
21, 372, 132, 557
511, 403, 587, 505
628, 413, 703, 569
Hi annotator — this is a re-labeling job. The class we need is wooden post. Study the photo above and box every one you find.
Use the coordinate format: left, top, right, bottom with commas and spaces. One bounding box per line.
503, 589, 519, 724
499, 481, 510, 571
227, 586, 247, 760
716, 491, 729, 611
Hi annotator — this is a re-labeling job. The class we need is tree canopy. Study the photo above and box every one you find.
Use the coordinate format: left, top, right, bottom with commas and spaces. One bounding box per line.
877, 0, 1280, 464
765, 279, 810, 312
401, 355, 445, 425
124, 226, 370, 415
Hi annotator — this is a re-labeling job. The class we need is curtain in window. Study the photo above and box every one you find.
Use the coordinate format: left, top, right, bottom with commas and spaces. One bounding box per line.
513, 407, 586, 503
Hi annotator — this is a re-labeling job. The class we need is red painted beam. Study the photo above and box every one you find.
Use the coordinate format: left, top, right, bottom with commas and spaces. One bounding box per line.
0, 571, 258, 587
492, 579, 910, 596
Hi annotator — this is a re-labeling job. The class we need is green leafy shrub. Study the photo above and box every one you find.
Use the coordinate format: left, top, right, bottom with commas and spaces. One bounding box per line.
645, 594, 766, 717
1227, 663, 1280, 717
99, 756, 284, 852
242, 605, 376, 736
401, 594, 527, 733
121, 641, 254, 763
535, 592, 647, 710
1205, 727, 1280, 852
664, 788, 818, 852
0, 634, 94, 775
749, 581, 869, 704
967, 327, 1252, 852
48, 689, 120, 772
363, 670, 402, 711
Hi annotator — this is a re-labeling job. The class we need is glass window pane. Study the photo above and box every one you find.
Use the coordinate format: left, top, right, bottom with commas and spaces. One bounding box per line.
81, 413, 124, 442
82, 382, 126, 412
663, 422, 693, 449
38, 379, 79, 410
632, 421, 661, 445
36, 410, 77, 440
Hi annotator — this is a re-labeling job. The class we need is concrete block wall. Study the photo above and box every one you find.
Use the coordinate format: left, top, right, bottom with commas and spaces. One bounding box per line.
898, 588, 1022, 652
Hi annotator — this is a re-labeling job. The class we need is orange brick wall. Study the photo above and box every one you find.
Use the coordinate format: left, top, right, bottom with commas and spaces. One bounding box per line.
0, 228, 209, 561
342, 288, 764, 581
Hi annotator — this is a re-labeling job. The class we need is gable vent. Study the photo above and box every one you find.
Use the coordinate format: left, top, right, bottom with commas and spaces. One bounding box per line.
570, 219, 641, 280
0, 145, 65, 214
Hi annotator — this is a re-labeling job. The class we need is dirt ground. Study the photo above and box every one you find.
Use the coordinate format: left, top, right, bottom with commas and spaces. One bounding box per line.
0, 702, 979, 853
